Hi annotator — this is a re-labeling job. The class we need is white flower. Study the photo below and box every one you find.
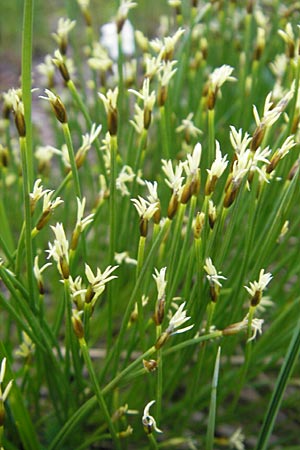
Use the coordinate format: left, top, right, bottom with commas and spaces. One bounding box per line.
85, 264, 118, 287
77, 0, 90, 8
277, 135, 296, 159
15, 332, 35, 359
33, 255, 52, 284
278, 22, 295, 46
117, 0, 137, 20
37, 55, 55, 80
46, 223, 69, 278
131, 196, 159, 220
229, 126, 252, 155
161, 159, 184, 193
204, 257, 227, 287
223, 314, 264, 342
69, 275, 87, 310
0, 358, 13, 403
144, 54, 163, 79
206, 141, 228, 179
158, 60, 177, 87
182, 142, 202, 177
231, 150, 251, 187
249, 146, 271, 182
130, 104, 144, 134
128, 78, 156, 113
75, 197, 94, 231
116, 165, 135, 196
42, 191, 64, 213
229, 428, 245, 450
98, 87, 118, 115
176, 113, 202, 140
114, 251, 137, 265
153, 267, 167, 301
142, 400, 163, 434
85, 264, 118, 299
145, 180, 159, 204
35, 145, 61, 164
166, 302, 193, 335
209, 64, 236, 90
80, 123, 102, 153
270, 54, 288, 79
30, 179, 51, 206
52, 17, 76, 44
244, 269, 272, 298
253, 86, 294, 128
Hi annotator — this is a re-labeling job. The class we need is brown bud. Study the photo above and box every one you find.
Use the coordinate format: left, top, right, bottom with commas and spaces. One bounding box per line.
144, 108, 152, 130
143, 359, 158, 372
223, 185, 238, 208
51, 96, 68, 124
287, 159, 299, 181
155, 331, 169, 350
251, 124, 265, 152
0, 145, 9, 167
154, 297, 165, 325
70, 228, 80, 251
181, 182, 192, 204
60, 256, 70, 279
207, 87, 217, 110
205, 174, 218, 196
167, 193, 179, 219
108, 110, 118, 136
15, 111, 26, 137
72, 314, 84, 339
85, 285, 95, 304
194, 212, 205, 239
250, 290, 262, 307
139, 218, 148, 237
36, 210, 51, 230
158, 86, 168, 107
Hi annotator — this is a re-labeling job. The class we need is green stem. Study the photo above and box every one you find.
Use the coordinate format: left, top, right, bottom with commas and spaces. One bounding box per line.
208, 108, 215, 168
206, 347, 221, 450
67, 79, 108, 182
160, 106, 170, 159
156, 325, 162, 425
106, 135, 118, 350
232, 306, 255, 406
21, 0, 34, 186
79, 337, 122, 450
62, 123, 81, 198
136, 236, 146, 350
19, 137, 35, 309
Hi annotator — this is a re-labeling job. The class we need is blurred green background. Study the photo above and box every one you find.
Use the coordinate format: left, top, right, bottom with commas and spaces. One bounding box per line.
0, 0, 169, 90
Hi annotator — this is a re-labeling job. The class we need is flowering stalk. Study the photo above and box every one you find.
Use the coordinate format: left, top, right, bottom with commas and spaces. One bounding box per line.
66, 80, 108, 181
136, 235, 146, 350
21, 0, 34, 185
19, 135, 35, 309
62, 123, 82, 199
108, 134, 118, 260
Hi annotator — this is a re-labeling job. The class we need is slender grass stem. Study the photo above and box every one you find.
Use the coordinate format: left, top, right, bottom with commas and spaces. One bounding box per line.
206, 347, 221, 450
21, 0, 34, 186
19, 137, 35, 309
62, 123, 81, 198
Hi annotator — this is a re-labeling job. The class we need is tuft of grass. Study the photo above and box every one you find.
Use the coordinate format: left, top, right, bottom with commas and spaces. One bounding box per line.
0, 0, 300, 449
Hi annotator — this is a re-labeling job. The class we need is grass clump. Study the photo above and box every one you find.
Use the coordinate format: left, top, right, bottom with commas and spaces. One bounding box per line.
0, 0, 300, 449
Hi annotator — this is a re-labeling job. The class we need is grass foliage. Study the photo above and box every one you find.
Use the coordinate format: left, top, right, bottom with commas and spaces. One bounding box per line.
0, 0, 300, 449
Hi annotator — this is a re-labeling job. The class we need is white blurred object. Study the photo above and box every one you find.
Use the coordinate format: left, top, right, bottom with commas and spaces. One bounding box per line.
100, 20, 135, 60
